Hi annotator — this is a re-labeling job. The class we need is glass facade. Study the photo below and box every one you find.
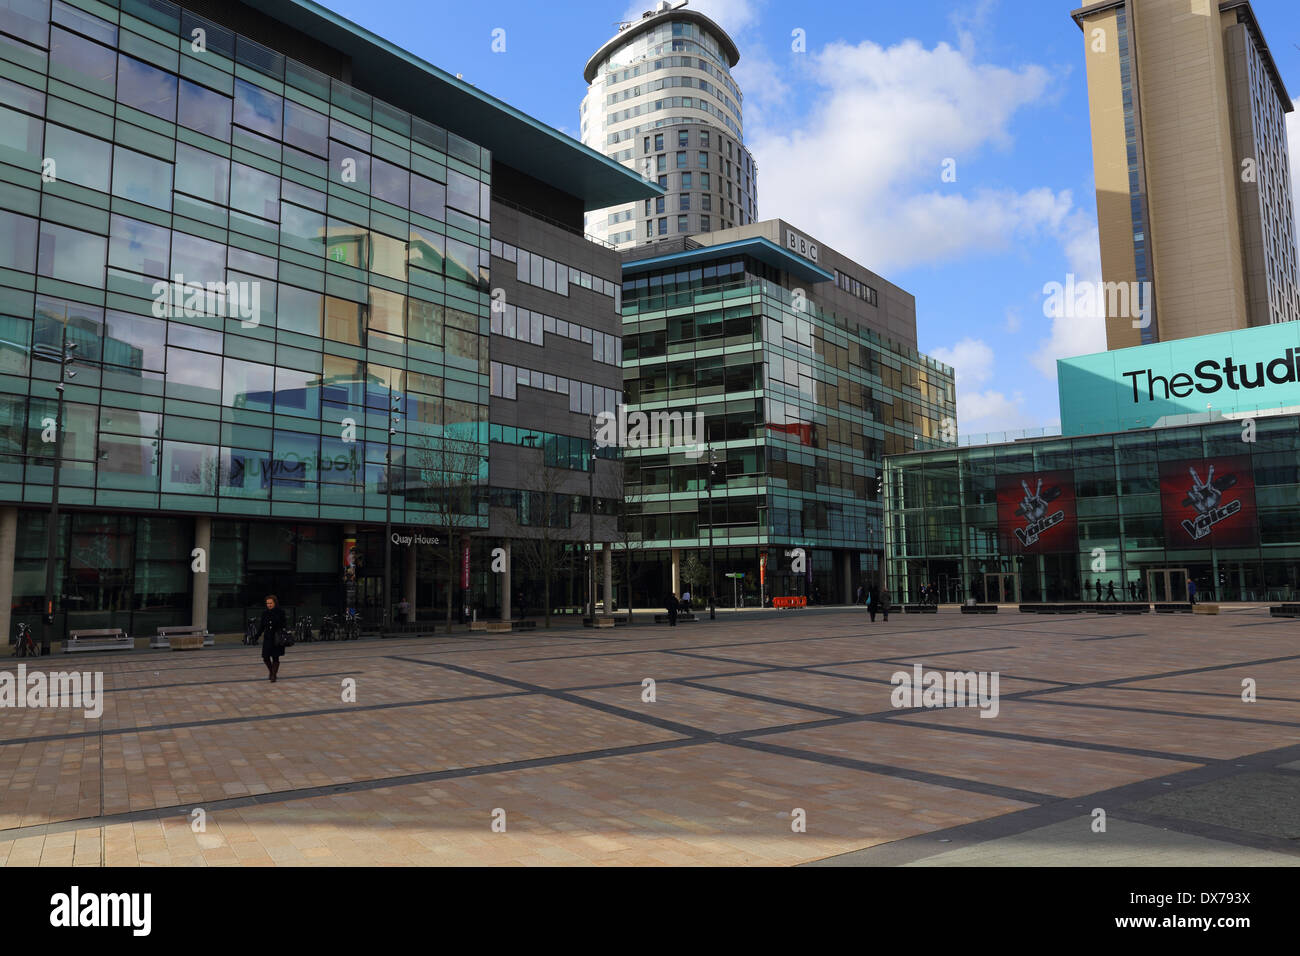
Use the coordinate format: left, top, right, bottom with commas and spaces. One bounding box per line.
886, 414, 1300, 604
621, 250, 955, 603
0, 0, 493, 632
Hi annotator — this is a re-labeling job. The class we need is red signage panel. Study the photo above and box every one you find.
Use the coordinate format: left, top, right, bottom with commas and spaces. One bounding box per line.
1159, 456, 1257, 548
996, 471, 1078, 554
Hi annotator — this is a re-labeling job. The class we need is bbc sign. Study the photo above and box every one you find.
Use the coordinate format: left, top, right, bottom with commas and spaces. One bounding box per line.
786, 230, 818, 263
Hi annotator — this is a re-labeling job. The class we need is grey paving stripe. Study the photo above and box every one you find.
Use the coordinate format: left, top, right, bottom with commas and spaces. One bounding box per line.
728, 738, 1060, 805
804, 741, 1300, 866
389, 655, 710, 739
0, 689, 530, 748
1109, 807, 1300, 856
1107, 684, 1300, 704
672, 678, 858, 718
1014, 695, 1300, 728
878, 715, 1221, 764
1075, 633, 1148, 642
96, 670, 363, 694
0, 736, 704, 843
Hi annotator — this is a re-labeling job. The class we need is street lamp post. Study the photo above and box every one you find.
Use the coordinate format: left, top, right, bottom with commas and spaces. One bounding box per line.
36, 328, 78, 655
383, 393, 401, 633
706, 443, 717, 620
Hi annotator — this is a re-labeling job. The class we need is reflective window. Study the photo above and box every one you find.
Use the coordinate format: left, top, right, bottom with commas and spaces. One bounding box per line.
111, 145, 173, 210
233, 78, 282, 138
446, 169, 479, 217
117, 54, 176, 120
103, 310, 165, 370
371, 158, 409, 207
178, 80, 232, 140
329, 139, 368, 191
370, 231, 406, 280
410, 175, 445, 220
230, 162, 279, 221
368, 288, 405, 339
0, 210, 38, 271
408, 226, 444, 274
108, 214, 170, 278
223, 358, 274, 412
2, 0, 50, 45
170, 231, 226, 284
0, 105, 43, 161
174, 143, 229, 205
277, 285, 321, 337
280, 202, 325, 255
283, 100, 328, 156
37, 222, 105, 287
324, 296, 363, 346
49, 26, 115, 97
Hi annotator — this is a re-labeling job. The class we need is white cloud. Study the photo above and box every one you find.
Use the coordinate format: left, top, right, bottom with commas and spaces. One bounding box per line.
1027, 212, 1107, 378
749, 37, 1065, 273
929, 337, 1044, 435
929, 336, 994, 388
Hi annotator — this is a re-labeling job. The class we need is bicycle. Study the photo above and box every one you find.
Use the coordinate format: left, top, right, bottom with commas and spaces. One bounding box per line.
318, 614, 337, 641
243, 617, 259, 646
295, 615, 314, 644
343, 608, 360, 641
12, 622, 38, 657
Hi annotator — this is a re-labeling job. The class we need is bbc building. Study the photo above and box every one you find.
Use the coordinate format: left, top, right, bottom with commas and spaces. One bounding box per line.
0, 0, 657, 642
885, 322, 1300, 604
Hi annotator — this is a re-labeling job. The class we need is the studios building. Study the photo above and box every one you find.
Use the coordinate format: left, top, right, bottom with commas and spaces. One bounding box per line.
885, 322, 1300, 604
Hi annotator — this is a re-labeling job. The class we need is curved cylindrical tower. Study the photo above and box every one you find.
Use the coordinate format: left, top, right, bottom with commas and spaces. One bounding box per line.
581, 1, 758, 248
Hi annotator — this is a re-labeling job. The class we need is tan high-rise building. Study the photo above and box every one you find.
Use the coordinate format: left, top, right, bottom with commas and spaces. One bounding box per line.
1071, 0, 1299, 350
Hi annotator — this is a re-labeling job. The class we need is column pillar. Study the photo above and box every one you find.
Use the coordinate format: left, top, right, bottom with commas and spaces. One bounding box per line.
0, 507, 17, 645
502, 539, 512, 622
841, 551, 852, 604
404, 543, 416, 622
671, 547, 681, 598
192, 515, 210, 629
603, 542, 613, 615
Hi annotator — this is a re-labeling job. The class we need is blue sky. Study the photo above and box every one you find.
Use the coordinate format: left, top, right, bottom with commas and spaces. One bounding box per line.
317, 0, 1300, 438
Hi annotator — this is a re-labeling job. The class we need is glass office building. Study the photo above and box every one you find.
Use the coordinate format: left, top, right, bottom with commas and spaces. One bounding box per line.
620, 223, 955, 605
0, 0, 654, 637
884, 413, 1300, 604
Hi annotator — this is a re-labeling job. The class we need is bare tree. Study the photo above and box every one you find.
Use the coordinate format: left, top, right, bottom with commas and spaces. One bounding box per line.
502, 448, 579, 629
410, 431, 486, 634
602, 460, 641, 621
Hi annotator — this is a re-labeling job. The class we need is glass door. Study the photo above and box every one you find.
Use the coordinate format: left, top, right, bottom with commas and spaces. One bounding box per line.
1146, 568, 1188, 603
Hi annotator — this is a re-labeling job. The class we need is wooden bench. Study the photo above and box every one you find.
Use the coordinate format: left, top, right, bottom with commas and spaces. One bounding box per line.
1192, 603, 1220, 615
484, 621, 512, 633
151, 624, 213, 649
65, 628, 133, 653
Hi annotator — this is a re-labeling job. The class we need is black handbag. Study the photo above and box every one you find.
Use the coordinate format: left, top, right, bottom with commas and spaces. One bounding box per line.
276, 627, 294, 648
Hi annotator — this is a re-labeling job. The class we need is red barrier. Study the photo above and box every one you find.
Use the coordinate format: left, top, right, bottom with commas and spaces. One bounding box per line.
772, 596, 807, 609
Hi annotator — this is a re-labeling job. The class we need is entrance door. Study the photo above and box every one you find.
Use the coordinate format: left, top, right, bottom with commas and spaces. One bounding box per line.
1146, 568, 1188, 603
983, 573, 1020, 604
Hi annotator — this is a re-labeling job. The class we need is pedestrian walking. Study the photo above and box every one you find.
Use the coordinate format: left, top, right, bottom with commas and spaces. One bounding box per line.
1187, 579, 1197, 605
880, 588, 891, 622
1107, 581, 1117, 601
255, 594, 288, 682
1094, 579, 1103, 601
666, 593, 678, 627
867, 585, 878, 622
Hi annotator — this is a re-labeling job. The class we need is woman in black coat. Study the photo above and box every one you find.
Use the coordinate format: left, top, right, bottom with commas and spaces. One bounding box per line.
255, 594, 288, 682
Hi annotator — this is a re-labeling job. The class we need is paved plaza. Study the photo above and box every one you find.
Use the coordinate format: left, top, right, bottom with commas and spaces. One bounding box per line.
1, 607, 1298, 866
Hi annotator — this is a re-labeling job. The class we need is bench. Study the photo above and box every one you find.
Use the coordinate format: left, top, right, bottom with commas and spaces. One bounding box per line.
1153, 603, 1193, 614
903, 604, 938, 614
484, 621, 512, 633
583, 615, 628, 628
1192, 603, 1220, 615
654, 613, 696, 624
1268, 604, 1300, 618
960, 604, 998, 614
150, 624, 214, 649
65, 628, 133, 653
512, 620, 537, 630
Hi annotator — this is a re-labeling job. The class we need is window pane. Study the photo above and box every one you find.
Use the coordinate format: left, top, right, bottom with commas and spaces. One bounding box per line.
277, 285, 321, 336
0, 209, 38, 271
445, 237, 479, 285
108, 214, 170, 278
370, 231, 406, 279
104, 310, 165, 370
117, 54, 176, 121
169, 231, 226, 284
281, 202, 325, 255
283, 100, 327, 156
233, 78, 281, 138
368, 288, 405, 338
174, 143, 229, 205
178, 80, 231, 140
329, 139, 369, 191
408, 298, 442, 347
2, 0, 49, 45
446, 169, 479, 217
324, 296, 363, 346
0, 105, 43, 165
37, 222, 105, 287
49, 26, 114, 97
325, 219, 365, 266
223, 358, 274, 412
274, 365, 320, 419
230, 161, 279, 220
410, 175, 445, 220
165, 346, 222, 403
111, 145, 172, 210
371, 157, 409, 207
